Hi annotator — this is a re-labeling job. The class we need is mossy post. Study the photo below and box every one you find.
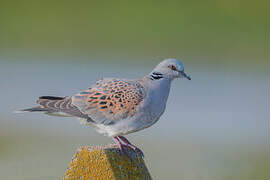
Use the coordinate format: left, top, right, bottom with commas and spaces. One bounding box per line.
63, 145, 152, 180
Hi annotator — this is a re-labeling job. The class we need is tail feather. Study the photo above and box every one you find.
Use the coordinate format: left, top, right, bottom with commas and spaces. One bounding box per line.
14, 96, 65, 113
15, 95, 90, 120
14, 106, 52, 113
21, 107, 52, 112
39, 96, 65, 100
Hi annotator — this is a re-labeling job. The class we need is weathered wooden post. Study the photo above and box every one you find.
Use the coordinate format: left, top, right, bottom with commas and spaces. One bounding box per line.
63, 145, 152, 180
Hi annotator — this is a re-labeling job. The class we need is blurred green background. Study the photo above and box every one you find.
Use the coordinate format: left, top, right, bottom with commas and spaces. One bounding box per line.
0, 1, 270, 179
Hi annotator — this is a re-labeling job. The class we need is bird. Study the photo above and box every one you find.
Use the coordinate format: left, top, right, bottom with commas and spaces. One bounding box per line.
17, 58, 191, 157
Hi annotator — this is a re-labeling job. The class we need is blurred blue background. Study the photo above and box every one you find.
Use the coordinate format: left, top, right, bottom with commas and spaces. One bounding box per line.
1, 1, 270, 179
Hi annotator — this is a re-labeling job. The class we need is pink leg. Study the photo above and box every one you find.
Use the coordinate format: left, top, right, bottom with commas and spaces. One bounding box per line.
112, 136, 131, 158
112, 136, 124, 152
118, 136, 144, 157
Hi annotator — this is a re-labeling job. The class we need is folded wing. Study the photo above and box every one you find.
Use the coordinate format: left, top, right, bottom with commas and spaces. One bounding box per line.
72, 78, 145, 125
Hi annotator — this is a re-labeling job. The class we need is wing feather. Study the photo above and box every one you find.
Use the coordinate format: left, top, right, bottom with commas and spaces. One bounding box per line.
71, 78, 145, 125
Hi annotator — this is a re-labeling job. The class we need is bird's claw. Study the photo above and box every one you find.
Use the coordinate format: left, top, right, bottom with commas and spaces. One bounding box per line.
112, 136, 144, 159
126, 144, 144, 157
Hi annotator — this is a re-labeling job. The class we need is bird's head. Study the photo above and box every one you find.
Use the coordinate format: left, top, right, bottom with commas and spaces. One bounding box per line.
151, 58, 191, 81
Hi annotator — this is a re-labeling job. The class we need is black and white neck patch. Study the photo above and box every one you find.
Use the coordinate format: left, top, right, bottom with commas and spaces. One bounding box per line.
150, 72, 163, 80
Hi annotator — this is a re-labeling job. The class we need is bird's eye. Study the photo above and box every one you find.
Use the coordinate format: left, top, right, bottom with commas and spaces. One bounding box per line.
169, 65, 177, 71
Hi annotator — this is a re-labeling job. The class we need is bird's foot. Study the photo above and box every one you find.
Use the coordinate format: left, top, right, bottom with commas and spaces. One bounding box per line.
112, 136, 144, 159
112, 136, 132, 158
118, 136, 144, 158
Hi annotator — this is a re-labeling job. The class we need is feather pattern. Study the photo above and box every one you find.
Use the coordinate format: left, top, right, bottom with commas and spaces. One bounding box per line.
72, 78, 146, 125
35, 96, 90, 120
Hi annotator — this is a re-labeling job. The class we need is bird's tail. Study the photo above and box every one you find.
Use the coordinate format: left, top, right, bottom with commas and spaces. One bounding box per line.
13, 96, 90, 119
13, 106, 51, 113
13, 96, 65, 113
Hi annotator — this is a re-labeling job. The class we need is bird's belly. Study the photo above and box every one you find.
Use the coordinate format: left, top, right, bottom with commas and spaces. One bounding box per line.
96, 108, 162, 137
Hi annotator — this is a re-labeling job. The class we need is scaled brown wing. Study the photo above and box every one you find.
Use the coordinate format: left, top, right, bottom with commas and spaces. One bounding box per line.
71, 78, 145, 125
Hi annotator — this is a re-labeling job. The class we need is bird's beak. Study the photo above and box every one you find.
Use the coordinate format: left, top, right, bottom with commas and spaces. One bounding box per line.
181, 71, 191, 80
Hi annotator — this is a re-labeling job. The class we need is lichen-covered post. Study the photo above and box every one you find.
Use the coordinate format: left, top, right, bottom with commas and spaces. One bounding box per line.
63, 145, 152, 180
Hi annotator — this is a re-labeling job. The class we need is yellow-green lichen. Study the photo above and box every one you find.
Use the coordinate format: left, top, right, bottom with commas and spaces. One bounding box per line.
63, 145, 152, 180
